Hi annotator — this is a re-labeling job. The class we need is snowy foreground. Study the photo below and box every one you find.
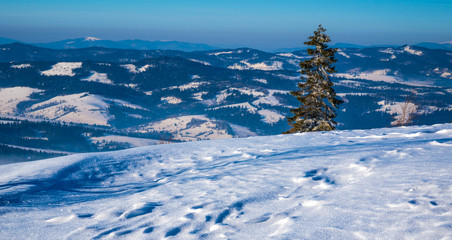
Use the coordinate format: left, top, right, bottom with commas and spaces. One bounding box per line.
0, 124, 451, 239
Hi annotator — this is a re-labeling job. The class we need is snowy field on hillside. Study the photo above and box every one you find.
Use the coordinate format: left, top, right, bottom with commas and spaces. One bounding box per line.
0, 124, 451, 239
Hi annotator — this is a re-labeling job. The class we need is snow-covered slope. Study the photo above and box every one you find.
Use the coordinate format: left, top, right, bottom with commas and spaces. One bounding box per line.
25, 93, 145, 126
133, 115, 232, 141
0, 87, 42, 114
0, 124, 451, 239
41, 62, 82, 77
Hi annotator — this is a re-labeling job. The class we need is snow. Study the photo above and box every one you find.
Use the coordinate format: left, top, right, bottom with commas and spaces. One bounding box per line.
233, 88, 265, 97
41, 62, 82, 77
11, 63, 31, 69
228, 123, 257, 138
335, 69, 399, 83
337, 80, 364, 87
352, 53, 367, 58
0, 143, 72, 155
376, 100, 419, 125
90, 135, 159, 148
212, 102, 258, 113
253, 78, 268, 84
135, 115, 232, 141
377, 100, 416, 115
189, 59, 211, 65
337, 93, 370, 98
84, 37, 101, 41
336, 49, 350, 58
440, 71, 451, 79
121, 64, 154, 74
379, 48, 397, 60
257, 109, 285, 124
0, 87, 43, 115
25, 93, 111, 126
192, 91, 208, 101
214, 89, 232, 104
0, 124, 451, 239
213, 88, 265, 105
111, 99, 147, 110
228, 61, 283, 71
403, 46, 423, 56
80, 71, 113, 84
161, 96, 182, 104
252, 89, 290, 107
24, 93, 145, 126
276, 53, 306, 59
209, 51, 234, 56
167, 81, 210, 91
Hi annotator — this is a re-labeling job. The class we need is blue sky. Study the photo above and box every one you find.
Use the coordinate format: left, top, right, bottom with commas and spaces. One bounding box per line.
1, 0, 451, 50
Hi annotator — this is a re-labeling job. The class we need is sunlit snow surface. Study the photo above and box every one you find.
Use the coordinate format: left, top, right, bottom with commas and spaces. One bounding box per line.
0, 124, 451, 239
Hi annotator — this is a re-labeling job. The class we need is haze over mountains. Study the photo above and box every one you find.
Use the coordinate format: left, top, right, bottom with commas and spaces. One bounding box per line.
0, 41, 451, 162
1, 36, 452, 52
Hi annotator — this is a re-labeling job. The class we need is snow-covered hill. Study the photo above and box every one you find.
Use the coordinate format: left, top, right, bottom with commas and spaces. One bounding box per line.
0, 43, 451, 162
0, 124, 451, 239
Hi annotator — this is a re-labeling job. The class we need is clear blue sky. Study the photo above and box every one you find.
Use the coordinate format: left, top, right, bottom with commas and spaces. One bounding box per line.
1, 0, 451, 50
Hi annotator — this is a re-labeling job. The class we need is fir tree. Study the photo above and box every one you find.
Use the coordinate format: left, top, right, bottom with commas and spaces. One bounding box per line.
284, 25, 343, 133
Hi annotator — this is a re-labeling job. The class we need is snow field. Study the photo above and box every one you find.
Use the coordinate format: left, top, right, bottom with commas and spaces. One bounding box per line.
41, 62, 82, 77
0, 124, 451, 239
228, 60, 283, 71
0, 87, 43, 115
24, 93, 146, 126
81, 71, 113, 84
135, 115, 232, 141
121, 64, 154, 74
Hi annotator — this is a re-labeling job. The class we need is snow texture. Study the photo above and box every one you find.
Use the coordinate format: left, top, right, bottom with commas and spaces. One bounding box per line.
211, 102, 258, 113
167, 82, 210, 91
228, 61, 283, 71
252, 89, 289, 107
84, 37, 101, 41
161, 96, 183, 104
0, 87, 43, 115
90, 135, 159, 148
337, 49, 350, 59
253, 78, 268, 84
403, 46, 423, 56
208, 51, 234, 56
41, 62, 82, 77
121, 64, 154, 74
189, 59, 211, 66
80, 71, 113, 85
25, 93, 145, 126
11, 63, 31, 69
135, 115, 232, 141
0, 124, 451, 239
257, 109, 285, 124
335, 69, 399, 83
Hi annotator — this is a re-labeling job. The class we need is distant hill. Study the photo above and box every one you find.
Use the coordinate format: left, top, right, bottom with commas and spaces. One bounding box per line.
2, 36, 452, 52
272, 43, 399, 52
0, 42, 450, 162
32, 37, 219, 52
0, 37, 20, 45
415, 42, 452, 51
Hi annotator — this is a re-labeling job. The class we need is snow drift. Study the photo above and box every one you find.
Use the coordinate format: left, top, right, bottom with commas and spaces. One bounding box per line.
0, 124, 451, 239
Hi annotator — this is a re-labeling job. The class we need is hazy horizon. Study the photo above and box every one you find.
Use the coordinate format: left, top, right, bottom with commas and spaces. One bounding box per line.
1, 0, 451, 50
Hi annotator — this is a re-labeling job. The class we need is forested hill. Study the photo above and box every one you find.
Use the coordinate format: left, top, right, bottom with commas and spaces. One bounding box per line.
0, 43, 451, 162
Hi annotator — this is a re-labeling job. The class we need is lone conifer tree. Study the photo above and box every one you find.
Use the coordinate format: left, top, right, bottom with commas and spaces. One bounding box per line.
284, 25, 343, 133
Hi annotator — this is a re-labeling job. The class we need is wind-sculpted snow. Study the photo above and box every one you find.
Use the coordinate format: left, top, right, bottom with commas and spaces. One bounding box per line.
0, 124, 451, 239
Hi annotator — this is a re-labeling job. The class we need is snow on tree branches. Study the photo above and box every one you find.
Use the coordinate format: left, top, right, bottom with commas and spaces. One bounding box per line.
284, 25, 343, 133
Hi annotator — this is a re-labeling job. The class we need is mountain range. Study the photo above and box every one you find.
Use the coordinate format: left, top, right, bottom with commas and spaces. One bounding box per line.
0, 42, 451, 162
2, 36, 452, 52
